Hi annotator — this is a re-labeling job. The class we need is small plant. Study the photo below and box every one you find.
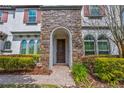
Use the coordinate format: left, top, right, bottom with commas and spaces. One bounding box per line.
72, 63, 88, 83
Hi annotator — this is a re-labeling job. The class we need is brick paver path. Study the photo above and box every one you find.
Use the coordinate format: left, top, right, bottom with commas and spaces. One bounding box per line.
0, 66, 75, 87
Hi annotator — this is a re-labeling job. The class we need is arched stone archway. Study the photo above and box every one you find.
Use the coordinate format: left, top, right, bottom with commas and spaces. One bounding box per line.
40, 6, 83, 70
49, 27, 72, 69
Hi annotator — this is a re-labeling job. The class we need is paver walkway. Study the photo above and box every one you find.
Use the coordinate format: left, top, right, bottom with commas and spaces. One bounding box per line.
0, 66, 75, 87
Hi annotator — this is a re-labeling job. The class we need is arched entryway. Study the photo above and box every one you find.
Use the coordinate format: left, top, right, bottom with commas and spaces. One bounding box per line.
49, 27, 72, 69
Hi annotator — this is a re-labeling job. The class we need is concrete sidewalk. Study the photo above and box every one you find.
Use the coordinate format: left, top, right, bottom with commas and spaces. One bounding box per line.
0, 66, 75, 87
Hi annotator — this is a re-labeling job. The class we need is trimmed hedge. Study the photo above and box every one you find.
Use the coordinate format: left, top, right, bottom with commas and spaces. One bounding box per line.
94, 58, 124, 85
0, 54, 40, 62
0, 57, 35, 71
32, 54, 40, 62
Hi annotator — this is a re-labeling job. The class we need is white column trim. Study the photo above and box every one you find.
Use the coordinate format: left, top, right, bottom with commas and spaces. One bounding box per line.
49, 26, 72, 69
34, 40, 37, 54
26, 40, 29, 54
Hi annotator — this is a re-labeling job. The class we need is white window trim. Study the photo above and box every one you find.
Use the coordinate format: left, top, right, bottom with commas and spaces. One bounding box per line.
20, 40, 27, 54
4, 41, 11, 50
98, 39, 110, 54
27, 9, 37, 23
89, 6, 100, 17
84, 40, 96, 54
0, 11, 3, 22
29, 39, 35, 54
36, 40, 40, 54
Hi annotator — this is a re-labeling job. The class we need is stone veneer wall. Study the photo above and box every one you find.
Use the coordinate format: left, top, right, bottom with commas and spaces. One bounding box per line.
40, 8, 84, 69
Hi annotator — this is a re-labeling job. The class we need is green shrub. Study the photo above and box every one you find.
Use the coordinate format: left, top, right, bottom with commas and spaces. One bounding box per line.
0, 57, 35, 71
94, 58, 124, 85
0, 54, 40, 62
72, 63, 88, 83
17, 57, 34, 70
0, 54, 40, 71
81, 55, 118, 63
32, 54, 40, 62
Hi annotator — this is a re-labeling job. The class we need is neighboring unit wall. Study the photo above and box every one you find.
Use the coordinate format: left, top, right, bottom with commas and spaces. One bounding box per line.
13, 8, 41, 32
81, 5, 119, 55
0, 7, 41, 54
11, 40, 20, 54
81, 6, 107, 27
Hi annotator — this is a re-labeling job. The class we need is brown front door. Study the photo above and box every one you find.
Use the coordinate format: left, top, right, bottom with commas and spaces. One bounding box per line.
57, 39, 65, 63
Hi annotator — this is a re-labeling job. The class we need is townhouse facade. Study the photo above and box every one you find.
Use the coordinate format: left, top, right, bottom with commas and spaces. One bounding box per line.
0, 6, 41, 54
0, 5, 120, 68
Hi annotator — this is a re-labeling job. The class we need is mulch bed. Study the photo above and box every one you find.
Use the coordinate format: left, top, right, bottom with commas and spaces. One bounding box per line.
0, 66, 52, 75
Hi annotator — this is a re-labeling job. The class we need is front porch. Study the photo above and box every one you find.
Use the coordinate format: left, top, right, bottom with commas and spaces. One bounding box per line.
49, 27, 72, 68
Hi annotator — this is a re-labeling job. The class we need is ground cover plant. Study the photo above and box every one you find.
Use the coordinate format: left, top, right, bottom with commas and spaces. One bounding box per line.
94, 58, 124, 86
72, 55, 124, 87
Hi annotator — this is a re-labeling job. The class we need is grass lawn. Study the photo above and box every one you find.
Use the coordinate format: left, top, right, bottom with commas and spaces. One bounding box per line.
0, 84, 60, 88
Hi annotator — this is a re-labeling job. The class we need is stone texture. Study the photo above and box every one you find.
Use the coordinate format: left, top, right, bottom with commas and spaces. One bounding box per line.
40, 9, 84, 68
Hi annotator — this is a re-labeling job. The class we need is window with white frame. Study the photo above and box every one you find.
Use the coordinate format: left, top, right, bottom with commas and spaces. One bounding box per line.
98, 35, 110, 54
122, 11, 124, 25
4, 41, 11, 50
84, 35, 95, 55
20, 40, 27, 54
0, 11, 2, 22
90, 6, 100, 16
29, 40, 35, 54
28, 9, 37, 23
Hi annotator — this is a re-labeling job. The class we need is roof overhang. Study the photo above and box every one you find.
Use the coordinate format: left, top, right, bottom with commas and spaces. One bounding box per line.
11, 31, 40, 36
0, 5, 41, 10
40, 6, 82, 10
0, 5, 82, 10
0, 5, 15, 10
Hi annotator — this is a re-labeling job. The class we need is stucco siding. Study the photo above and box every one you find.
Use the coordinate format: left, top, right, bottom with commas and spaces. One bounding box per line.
81, 7, 108, 27
0, 40, 4, 54
13, 8, 41, 32
0, 8, 41, 54
11, 41, 21, 54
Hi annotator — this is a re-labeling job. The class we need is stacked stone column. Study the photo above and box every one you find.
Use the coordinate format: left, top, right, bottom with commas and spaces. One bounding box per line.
40, 8, 84, 69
